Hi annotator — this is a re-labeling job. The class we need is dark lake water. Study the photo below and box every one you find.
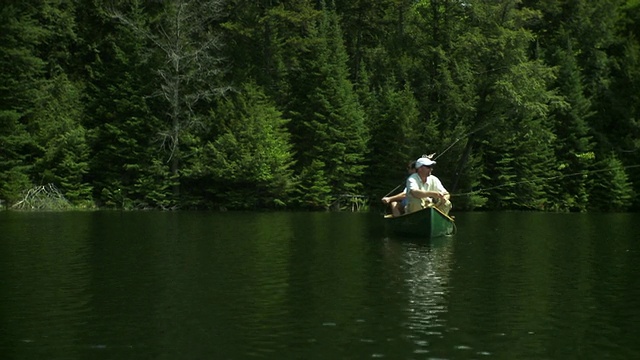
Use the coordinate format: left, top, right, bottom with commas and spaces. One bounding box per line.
1, 210, 639, 359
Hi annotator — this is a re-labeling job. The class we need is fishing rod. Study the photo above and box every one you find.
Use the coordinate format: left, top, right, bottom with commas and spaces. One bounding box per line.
434, 122, 492, 161
382, 122, 492, 198
451, 164, 640, 197
433, 141, 458, 161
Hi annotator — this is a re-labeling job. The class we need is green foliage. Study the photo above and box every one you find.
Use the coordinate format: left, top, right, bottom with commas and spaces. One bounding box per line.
588, 153, 634, 211
32, 74, 92, 204
192, 83, 295, 209
480, 122, 556, 211
0, 168, 33, 206
364, 81, 422, 201
104, 0, 229, 205
0, 2, 46, 203
1, 0, 639, 211
546, 44, 595, 211
596, 0, 640, 208
131, 158, 176, 210
295, 159, 333, 209
286, 2, 369, 208
80, 0, 176, 210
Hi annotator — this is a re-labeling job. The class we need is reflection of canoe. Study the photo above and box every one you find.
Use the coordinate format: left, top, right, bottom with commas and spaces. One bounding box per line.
384, 206, 455, 238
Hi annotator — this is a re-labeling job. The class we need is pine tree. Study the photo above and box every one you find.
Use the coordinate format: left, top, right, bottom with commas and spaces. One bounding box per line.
364, 81, 421, 202
287, 1, 369, 209
221, 0, 297, 101
186, 83, 295, 209
17, 0, 96, 206
108, 0, 228, 201
523, 0, 636, 210
589, 153, 634, 211
32, 74, 92, 205
597, 0, 640, 209
0, 0, 86, 206
0, 2, 48, 204
457, 1, 560, 210
79, 0, 173, 209
547, 42, 595, 212
332, 0, 396, 80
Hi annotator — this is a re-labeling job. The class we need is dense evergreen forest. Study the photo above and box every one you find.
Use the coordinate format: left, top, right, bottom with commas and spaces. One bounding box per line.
1, 0, 639, 211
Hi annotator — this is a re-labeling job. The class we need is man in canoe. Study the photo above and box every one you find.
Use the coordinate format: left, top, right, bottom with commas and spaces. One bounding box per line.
405, 157, 452, 215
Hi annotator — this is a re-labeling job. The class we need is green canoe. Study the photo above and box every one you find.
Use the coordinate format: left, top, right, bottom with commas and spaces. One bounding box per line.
384, 206, 456, 238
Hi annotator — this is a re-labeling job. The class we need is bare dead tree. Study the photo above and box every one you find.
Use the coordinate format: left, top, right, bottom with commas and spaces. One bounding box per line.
12, 184, 71, 210
108, 0, 230, 189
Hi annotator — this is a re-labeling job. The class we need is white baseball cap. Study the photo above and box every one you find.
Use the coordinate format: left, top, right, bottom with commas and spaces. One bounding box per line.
415, 157, 436, 168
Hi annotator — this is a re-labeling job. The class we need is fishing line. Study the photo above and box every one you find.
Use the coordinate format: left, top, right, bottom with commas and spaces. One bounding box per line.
452, 164, 640, 197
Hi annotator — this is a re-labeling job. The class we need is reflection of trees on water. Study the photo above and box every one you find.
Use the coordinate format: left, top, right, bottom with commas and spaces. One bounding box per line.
396, 238, 455, 343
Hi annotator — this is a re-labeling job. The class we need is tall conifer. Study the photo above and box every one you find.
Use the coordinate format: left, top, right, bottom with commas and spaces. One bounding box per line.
108, 0, 228, 203
287, 1, 368, 209
187, 83, 296, 209
0, 2, 47, 204
79, 1, 173, 209
548, 43, 594, 211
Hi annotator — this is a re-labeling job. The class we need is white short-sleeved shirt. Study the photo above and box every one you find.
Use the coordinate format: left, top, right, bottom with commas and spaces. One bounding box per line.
405, 173, 448, 212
